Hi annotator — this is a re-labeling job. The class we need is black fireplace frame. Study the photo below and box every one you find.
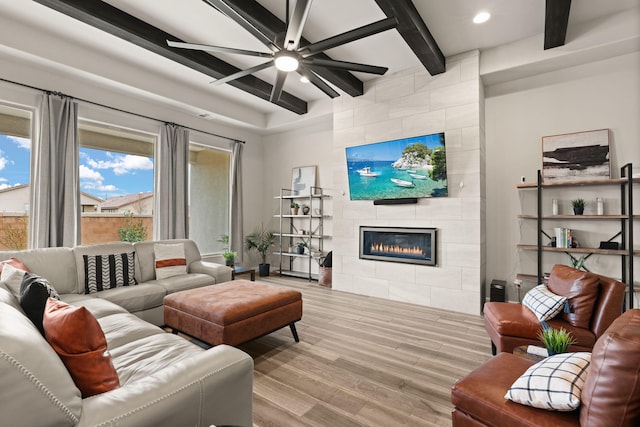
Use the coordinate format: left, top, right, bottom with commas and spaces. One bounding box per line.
359, 226, 437, 266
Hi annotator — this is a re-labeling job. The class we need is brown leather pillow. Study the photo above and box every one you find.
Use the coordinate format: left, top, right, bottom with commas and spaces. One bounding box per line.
580, 309, 640, 426
0, 257, 31, 275
547, 264, 600, 329
43, 298, 120, 398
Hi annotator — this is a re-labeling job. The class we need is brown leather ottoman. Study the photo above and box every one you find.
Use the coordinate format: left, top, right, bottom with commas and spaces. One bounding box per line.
163, 280, 302, 346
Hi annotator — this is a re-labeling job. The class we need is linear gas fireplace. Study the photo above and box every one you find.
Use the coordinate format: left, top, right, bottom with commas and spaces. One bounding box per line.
359, 226, 437, 266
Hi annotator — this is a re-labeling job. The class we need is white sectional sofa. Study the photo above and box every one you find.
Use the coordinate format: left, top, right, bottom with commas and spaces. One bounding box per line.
0, 239, 253, 427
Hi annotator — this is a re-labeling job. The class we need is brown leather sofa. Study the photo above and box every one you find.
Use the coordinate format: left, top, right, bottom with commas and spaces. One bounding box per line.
484, 264, 625, 354
451, 308, 640, 426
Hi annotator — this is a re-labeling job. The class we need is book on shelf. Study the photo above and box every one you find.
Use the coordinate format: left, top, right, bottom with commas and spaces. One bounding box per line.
554, 227, 572, 248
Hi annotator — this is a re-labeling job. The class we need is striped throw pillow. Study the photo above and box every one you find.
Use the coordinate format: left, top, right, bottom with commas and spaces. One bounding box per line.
154, 243, 187, 280
83, 252, 136, 294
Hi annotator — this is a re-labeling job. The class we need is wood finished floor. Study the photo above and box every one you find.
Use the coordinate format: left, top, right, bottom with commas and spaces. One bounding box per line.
235, 275, 492, 427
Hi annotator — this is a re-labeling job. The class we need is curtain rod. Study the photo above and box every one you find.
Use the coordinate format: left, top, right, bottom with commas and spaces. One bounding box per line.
0, 77, 245, 144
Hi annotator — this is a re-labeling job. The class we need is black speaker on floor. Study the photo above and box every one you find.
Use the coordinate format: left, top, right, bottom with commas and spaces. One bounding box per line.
490, 279, 506, 302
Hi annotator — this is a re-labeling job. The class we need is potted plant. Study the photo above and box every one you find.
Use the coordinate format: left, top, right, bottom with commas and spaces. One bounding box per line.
245, 224, 276, 277
223, 250, 236, 267
290, 201, 299, 215
537, 325, 577, 356
294, 241, 307, 255
571, 198, 586, 215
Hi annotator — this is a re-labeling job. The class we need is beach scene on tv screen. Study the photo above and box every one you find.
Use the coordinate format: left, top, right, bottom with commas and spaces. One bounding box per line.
345, 133, 448, 201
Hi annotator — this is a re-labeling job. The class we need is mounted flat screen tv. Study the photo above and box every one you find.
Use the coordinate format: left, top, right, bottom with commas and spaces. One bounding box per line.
345, 132, 448, 201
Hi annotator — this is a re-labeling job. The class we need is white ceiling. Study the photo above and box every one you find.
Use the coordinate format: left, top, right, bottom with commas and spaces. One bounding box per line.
0, 0, 638, 132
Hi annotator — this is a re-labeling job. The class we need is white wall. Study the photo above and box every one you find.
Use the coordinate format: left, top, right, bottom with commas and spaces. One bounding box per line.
330, 51, 484, 315
260, 120, 334, 271
485, 52, 640, 303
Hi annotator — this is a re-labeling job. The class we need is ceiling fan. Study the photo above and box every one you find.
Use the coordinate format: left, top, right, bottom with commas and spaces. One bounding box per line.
167, 0, 398, 103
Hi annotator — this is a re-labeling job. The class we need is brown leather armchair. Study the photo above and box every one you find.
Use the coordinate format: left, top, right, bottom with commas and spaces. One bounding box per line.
451, 308, 640, 426
484, 264, 625, 354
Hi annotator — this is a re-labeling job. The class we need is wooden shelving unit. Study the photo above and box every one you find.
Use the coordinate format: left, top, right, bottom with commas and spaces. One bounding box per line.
517, 163, 637, 309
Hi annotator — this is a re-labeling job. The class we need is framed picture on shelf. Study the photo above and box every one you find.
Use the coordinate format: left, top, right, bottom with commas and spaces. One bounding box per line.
291, 165, 316, 195
542, 129, 610, 182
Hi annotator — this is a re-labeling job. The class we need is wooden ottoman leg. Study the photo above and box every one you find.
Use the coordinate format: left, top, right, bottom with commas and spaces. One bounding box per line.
289, 322, 300, 342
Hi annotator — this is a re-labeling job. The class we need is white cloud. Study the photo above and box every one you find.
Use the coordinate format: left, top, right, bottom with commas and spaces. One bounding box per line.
0, 178, 7, 182
0, 154, 6, 171
86, 154, 153, 175
0, 182, 21, 190
7, 136, 31, 150
79, 165, 118, 193
79, 164, 103, 181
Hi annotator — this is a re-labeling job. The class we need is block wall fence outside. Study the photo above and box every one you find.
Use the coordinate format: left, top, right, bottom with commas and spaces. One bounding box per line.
330, 50, 485, 315
0, 213, 152, 250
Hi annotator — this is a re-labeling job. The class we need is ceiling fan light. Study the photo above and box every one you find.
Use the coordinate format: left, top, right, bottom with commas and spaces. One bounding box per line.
275, 53, 299, 72
473, 11, 491, 24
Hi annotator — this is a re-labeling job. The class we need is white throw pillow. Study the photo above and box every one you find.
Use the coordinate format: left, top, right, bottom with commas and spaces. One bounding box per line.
505, 352, 591, 411
154, 243, 187, 280
522, 284, 567, 321
0, 262, 27, 297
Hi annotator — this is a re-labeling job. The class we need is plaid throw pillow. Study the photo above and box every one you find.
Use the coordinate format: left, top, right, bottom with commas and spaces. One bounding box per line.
506, 352, 591, 411
522, 284, 567, 321
83, 252, 136, 294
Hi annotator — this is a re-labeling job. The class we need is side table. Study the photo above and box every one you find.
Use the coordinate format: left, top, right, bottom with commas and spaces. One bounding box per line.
231, 265, 255, 281
513, 345, 547, 363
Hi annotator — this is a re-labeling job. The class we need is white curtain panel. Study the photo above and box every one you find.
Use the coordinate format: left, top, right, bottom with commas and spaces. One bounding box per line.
230, 141, 244, 261
29, 93, 80, 248
154, 123, 189, 240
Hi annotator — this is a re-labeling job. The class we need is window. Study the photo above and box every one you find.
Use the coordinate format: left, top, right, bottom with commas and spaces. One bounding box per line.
0, 104, 31, 250
78, 122, 155, 244
189, 144, 231, 255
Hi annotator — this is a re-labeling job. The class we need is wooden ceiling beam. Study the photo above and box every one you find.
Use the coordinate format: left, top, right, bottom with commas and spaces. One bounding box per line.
544, 0, 572, 50
34, 0, 308, 114
374, 0, 445, 75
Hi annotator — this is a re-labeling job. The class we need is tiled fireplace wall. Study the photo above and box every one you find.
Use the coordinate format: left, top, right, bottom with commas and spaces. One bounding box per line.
330, 50, 485, 315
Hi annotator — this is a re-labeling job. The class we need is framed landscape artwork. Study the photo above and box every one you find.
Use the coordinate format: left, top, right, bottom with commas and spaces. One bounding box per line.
291, 165, 316, 195
542, 129, 610, 182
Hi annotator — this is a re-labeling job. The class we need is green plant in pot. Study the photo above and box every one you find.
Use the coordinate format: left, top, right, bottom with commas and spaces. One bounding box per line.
537, 324, 577, 356
245, 224, 276, 276
290, 201, 299, 215
571, 198, 586, 215
294, 241, 307, 255
223, 250, 236, 267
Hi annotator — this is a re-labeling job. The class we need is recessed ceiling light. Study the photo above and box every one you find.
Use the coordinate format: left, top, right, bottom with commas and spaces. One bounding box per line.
300, 75, 310, 83
473, 11, 491, 24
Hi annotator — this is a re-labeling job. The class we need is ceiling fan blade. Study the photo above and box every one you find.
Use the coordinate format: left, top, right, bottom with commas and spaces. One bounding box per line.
270, 70, 288, 103
306, 58, 388, 75
300, 17, 397, 57
298, 66, 339, 98
167, 40, 273, 58
211, 61, 274, 85
284, 0, 313, 51
203, 0, 279, 51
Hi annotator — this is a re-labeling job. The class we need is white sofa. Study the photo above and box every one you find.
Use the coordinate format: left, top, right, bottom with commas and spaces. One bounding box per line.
0, 239, 253, 427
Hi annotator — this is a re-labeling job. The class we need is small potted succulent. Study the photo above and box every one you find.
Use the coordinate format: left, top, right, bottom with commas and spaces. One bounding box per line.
537, 325, 577, 356
294, 241, 307, 254
290, 201, 300, 215
571, 198, 586, 215
222, 250, 236, 267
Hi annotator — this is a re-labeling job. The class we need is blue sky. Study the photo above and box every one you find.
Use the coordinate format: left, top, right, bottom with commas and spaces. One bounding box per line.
345, 133, 444, 162
0, 134, 153, 200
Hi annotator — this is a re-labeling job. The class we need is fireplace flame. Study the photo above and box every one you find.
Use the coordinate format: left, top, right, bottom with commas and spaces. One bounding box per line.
370, 242, 424, 256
